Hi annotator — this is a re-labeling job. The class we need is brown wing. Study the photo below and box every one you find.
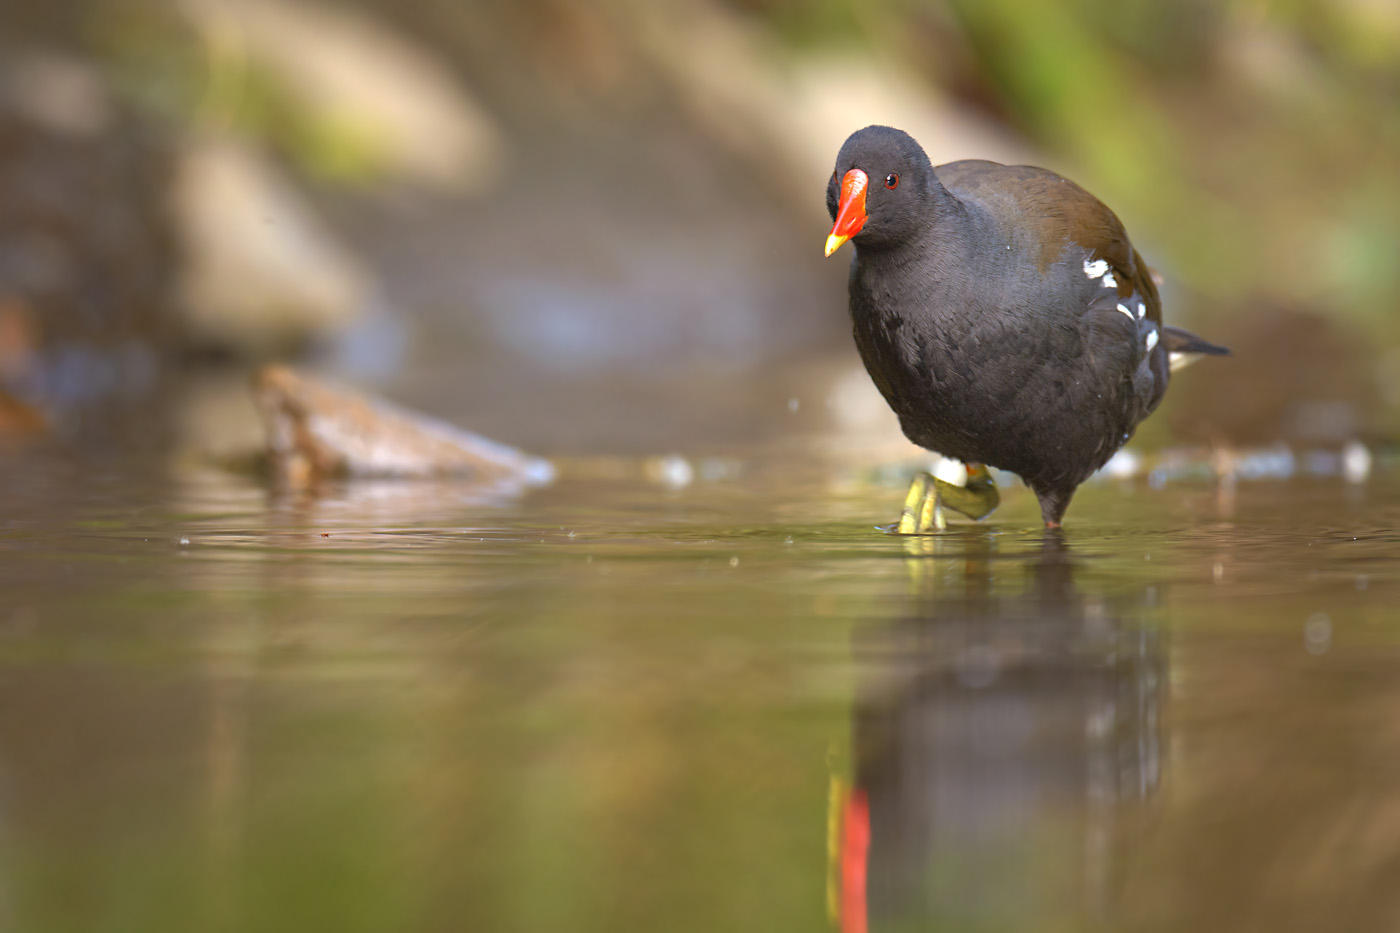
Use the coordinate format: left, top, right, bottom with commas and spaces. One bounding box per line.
935, 160, 1162, 327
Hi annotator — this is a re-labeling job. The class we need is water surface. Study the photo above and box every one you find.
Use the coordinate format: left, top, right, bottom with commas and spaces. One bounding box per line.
2, 446, 1398, 932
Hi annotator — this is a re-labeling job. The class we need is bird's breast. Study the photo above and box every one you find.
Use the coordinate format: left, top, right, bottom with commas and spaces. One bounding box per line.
847, 249, 1140, 480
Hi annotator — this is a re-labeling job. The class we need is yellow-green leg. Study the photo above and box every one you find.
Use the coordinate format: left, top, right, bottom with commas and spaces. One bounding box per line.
891, 462, 1000, 534
897, 472, 944, 533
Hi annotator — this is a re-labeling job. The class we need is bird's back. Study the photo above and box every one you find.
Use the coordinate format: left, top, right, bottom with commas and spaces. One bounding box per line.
935, 160, 1149, 299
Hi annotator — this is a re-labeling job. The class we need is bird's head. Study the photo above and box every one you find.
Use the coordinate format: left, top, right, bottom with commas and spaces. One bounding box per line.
825, 125, 935, 257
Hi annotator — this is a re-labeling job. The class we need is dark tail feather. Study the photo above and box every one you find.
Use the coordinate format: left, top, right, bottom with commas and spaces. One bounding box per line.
1162, 326, 1230, 357
1163, 325, 1229, 373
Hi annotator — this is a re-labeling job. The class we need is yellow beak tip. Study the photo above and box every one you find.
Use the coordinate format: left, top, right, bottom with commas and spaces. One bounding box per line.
824, 234, 847, 258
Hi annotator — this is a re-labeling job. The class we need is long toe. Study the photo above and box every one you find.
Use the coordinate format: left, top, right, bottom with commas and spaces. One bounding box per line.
897, 472, 934, 534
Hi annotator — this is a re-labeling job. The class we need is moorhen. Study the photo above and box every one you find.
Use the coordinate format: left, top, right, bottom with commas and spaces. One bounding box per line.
825, 125, 1227, 530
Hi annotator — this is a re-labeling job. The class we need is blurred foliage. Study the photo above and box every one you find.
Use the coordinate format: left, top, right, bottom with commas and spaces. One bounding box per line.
3, 0, 1399, 441
16, 0, 1400, 332
92, 4, 393, 185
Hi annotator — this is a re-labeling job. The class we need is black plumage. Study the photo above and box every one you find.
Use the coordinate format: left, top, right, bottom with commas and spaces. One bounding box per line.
826, 125, 1227, 527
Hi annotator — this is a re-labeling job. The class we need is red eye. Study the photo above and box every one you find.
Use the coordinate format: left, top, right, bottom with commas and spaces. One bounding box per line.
884, 173, 899, 189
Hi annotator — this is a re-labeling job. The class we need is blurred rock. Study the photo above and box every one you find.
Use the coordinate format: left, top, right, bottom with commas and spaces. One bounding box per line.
253, 364, 555, 487
4, 50, 112, 138
181, 0, 504, 191
173, 135, 371, 355
622, 0, 1029, 217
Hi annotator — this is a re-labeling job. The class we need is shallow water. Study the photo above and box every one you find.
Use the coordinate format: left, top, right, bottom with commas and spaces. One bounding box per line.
3, 444, 1399, 932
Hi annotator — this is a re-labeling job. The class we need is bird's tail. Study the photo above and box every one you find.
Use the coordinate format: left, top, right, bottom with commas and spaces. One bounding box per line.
1163, 326, 1230, 372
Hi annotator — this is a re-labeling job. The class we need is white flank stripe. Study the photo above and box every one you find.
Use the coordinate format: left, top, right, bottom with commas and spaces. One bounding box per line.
1102, 272, 1118, 288
1116, 303, 1134, 320
1169, 351, 1202, 372
1083, 258, 1109, 278
1137, 301, 1146, 318
1145, 328, 1159, 352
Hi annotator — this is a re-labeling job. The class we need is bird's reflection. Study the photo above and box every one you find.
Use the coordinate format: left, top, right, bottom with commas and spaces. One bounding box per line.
832, 532, 1164, 932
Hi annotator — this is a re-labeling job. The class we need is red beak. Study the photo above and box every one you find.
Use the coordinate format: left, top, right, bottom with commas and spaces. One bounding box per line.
825, 169, 868, 256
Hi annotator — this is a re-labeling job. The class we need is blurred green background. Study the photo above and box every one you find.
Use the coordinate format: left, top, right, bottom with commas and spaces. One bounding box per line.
1, 0, 1398, 451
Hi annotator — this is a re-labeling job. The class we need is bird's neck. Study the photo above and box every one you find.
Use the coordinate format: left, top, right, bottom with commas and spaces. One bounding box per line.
854, 180, 973, 272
